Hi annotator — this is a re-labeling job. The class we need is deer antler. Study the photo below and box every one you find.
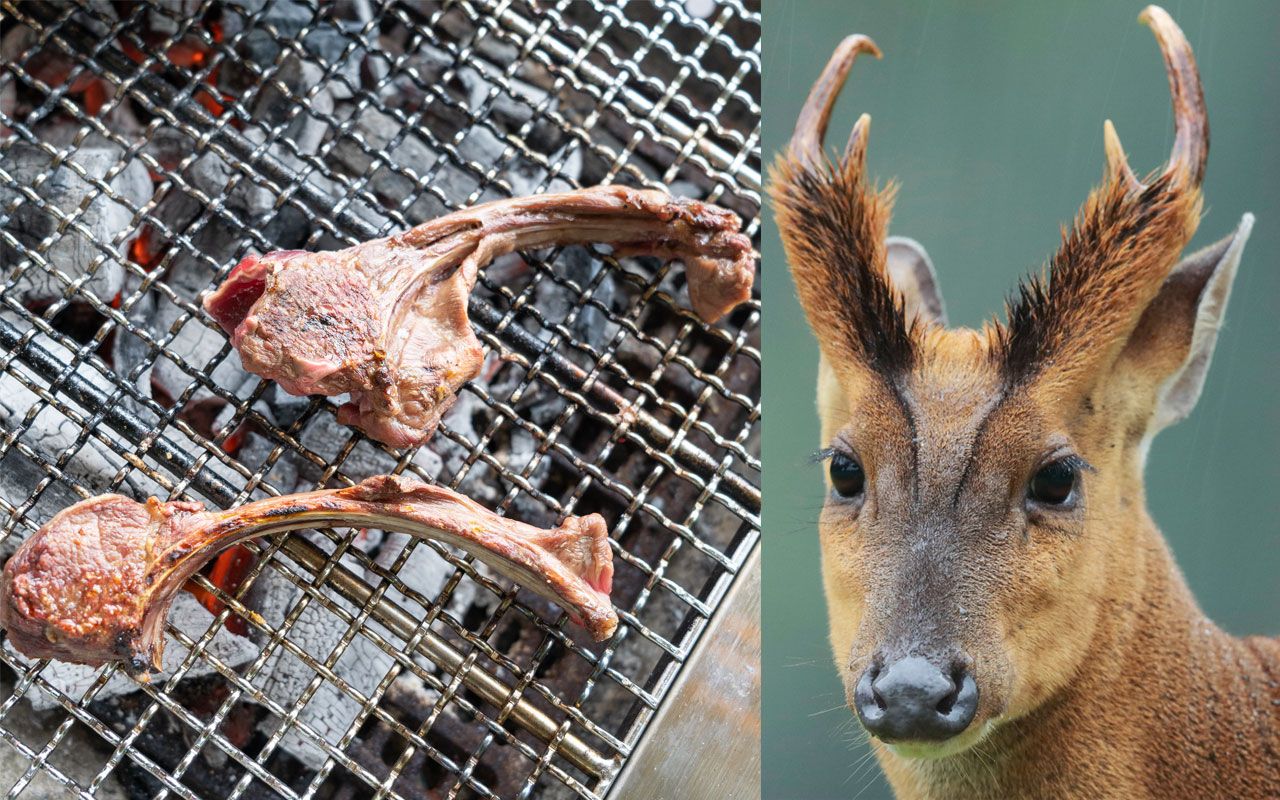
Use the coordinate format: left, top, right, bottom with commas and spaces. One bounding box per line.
998, 5, 1207, 391
770, 35, 918, 379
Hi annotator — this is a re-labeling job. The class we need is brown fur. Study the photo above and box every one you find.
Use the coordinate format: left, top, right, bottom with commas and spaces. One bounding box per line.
772, 6, 1279, 798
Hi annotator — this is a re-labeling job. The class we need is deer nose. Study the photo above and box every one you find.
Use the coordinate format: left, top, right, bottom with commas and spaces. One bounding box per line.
854, 656, 978, 742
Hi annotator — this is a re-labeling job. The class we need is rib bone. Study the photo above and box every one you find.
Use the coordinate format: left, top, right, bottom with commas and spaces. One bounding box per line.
0, 475, 616, 675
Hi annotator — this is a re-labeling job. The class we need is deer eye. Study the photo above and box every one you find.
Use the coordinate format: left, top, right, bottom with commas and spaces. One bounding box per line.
1028, 460, 1078, 506
829, 453, 865, 498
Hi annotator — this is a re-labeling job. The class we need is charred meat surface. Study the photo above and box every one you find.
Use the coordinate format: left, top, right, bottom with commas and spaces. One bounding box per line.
203, 185, 757, 447
0, 475, 616, 674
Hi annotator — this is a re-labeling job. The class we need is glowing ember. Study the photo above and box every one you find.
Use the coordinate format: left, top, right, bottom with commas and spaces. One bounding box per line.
127, 226, 166, 271
186, 545, 256, 637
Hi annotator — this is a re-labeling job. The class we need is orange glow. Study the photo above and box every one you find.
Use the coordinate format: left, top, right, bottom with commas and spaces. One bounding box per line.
120, 38, 145, 63
83, 79, 107, 117
221, 422, 248, 454
187, 546, 256, 636
166, 40, 209, 69
128, 227, 166, 271
196, 86, 224, 117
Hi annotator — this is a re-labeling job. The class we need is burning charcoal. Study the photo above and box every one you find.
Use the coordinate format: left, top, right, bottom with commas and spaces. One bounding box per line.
0, 450, 82, 561
231, 419, 304, 493
438, 395, 502, 507
221, 30, 282, 92
1, 25, 34, 132
260, 0, 316, 37
388, 40, 454, 96
2, 593, 257, 713
75, 0, 120, 38
131, 220, 259, 430
410, 446, 443, 481
90, 673, 288, 800
1, 141, 150, 305
247, 538, 396, 771
187, 145, 275, 221
0, 352, 157, 499
374, 531, 493, 621
251, 56, 332, 162
559, 245, 620, 351
0, 673, 129, 799
292, 411, 399, 483
329, 106, 439, 191
490, 78, 547, 134
223, 0, 270, 12
263, 382, 314, 430
144, 0, 205, 36
139, 125, 191, 174
301, 25, 366, 99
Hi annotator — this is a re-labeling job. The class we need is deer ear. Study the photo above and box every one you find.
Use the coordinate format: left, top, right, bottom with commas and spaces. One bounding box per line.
1119, 213, 1253, 431
885, 236, 947, 327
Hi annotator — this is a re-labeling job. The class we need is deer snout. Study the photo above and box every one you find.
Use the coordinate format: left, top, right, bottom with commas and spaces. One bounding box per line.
854, 655, 978, 742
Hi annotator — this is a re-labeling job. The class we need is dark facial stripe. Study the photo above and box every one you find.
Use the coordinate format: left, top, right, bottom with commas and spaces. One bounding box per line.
950, 386, 1010, 508
886, 379, 921, 504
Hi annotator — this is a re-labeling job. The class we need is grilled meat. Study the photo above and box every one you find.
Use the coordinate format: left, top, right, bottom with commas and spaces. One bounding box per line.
203, 185, 756, 447
0, 475, 616, 674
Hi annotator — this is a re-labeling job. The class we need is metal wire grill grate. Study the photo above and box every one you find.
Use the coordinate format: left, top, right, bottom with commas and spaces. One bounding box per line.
0, 1, 759, 798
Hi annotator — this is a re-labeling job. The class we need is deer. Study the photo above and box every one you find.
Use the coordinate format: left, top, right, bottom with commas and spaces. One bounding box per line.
768, 6, 1278, 798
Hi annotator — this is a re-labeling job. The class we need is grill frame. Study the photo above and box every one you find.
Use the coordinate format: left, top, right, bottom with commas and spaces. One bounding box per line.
0, 1, 760, 799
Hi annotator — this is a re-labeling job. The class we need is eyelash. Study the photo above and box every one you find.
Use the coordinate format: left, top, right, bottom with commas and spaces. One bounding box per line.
812, 447, 837, 465
1048, 454, 1093, 474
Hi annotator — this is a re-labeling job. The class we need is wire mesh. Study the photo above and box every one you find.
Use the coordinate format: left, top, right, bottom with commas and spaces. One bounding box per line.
0, 1, 759, 798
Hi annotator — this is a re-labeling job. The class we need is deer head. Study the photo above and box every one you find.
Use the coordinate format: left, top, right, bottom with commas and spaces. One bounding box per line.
769, 6, 1253, 757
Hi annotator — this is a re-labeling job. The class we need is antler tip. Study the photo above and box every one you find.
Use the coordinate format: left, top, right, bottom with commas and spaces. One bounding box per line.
1136, 4, 1207, 187
838, 34, 883, 61
844, 113, 873, 166
1137, 5, 1165, 26
791, 33, 884, 168
1103, 119, 1140, 192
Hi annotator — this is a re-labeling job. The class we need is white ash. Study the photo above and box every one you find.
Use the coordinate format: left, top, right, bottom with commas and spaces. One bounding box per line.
293, 411, 399, 482
327, 105, 440, 191
0, 450, 83, 562
0, 349, 159, 502
0, 673, 129, 799
373, 532, 495, 624
144, 0, 203, 36
0, 141, 150, 305
244, 532, 395, 771
2, 592, 258, 713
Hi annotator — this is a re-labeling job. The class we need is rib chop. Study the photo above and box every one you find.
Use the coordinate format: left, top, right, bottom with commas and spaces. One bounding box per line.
0, 475, 616, 675
203, 185, 756, 447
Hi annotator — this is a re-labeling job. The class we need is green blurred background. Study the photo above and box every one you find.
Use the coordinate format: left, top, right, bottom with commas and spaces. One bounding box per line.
761, 1, 1280, 797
